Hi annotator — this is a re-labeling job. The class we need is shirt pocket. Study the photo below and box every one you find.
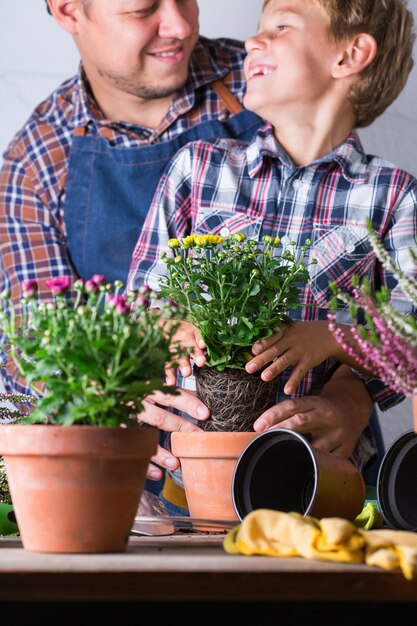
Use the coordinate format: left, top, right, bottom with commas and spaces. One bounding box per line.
309, 225, 375, 308
193, 207, 263, 240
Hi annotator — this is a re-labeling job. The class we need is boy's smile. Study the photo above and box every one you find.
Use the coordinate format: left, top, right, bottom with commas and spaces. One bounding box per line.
243, 0, 341, 126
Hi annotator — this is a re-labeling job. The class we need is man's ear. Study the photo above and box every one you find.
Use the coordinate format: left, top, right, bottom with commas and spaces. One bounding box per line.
46, 1, 81, 35
333, 33, 377, 78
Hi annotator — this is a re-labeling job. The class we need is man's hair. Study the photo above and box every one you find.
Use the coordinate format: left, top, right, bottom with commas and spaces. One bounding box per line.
261, 0, 415, 128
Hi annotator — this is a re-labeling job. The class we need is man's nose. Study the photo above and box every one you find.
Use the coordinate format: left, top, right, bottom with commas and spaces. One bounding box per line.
158, 0, 195, 39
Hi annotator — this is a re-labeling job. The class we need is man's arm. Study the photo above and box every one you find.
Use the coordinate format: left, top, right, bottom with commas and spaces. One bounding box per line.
0, 153, 76, 394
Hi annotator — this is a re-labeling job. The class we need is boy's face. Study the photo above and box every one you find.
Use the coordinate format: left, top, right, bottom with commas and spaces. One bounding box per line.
243, 0, 341, 122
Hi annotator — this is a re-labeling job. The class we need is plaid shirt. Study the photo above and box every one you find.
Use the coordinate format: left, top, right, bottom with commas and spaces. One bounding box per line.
0, 36, 247, 397
128, 124, 417, 418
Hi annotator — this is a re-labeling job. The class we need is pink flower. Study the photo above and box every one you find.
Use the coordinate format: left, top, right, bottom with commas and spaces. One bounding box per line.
108, 294, 130, 315
85, 274, 106, 293
45, 276, 71, 294
21, 280, 38, 298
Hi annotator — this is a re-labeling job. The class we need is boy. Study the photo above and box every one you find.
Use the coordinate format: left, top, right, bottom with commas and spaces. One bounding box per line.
128, 0, 417, 488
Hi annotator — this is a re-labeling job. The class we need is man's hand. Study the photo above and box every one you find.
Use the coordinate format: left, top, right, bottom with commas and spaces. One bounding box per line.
252, 365, 373, 458
140, 386, 210, 481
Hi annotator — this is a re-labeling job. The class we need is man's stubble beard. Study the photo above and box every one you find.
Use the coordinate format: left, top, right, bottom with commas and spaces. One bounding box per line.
98, 68, 189, 100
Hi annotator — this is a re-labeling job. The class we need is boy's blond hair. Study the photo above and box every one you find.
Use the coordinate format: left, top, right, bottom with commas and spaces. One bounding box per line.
261, 0, 415, 127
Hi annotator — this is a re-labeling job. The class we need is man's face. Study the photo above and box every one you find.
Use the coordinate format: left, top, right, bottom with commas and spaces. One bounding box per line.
73, 0, 199, 101
243, 0, 340, 122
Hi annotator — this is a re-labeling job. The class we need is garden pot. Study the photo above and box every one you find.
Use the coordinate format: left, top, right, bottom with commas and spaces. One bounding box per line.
194, 364, 280, 432
170, 431, 258, 529
377, 429, 417, 530
0, 424, 158, 553
232, 429, 366, 521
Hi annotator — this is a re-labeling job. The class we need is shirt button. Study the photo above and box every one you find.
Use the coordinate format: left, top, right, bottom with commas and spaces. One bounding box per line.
346, 243, 356, 253
281, 235, 290, 246
292, 179, 303, 190
220, 227, 230, 237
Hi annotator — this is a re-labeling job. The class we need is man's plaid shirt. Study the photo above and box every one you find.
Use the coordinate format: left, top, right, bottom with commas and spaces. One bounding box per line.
0, 36, 248, 397
128, 124, 417, 469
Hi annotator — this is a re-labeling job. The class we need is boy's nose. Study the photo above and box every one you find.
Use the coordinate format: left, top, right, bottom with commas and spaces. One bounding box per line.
244, 32, 268, 53
158, 0, 196, 39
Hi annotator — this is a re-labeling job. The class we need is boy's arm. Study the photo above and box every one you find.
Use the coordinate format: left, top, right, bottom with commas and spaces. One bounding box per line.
127, 145, 193, 293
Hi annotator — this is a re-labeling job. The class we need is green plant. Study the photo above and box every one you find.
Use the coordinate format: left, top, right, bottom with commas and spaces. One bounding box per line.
329, 219, 417, 396
157, 233, 315, 371
0, 275, 182, 426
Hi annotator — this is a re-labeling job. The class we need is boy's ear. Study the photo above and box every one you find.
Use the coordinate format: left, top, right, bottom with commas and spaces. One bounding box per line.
332, 33, 377, 79
46, 1, 81, 34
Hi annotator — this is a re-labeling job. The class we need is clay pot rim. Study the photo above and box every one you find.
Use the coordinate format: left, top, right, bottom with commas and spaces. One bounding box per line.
171, 431, 258, 458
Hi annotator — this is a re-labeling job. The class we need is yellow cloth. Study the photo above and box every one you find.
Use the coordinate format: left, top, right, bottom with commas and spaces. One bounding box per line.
223, 509, 417, 580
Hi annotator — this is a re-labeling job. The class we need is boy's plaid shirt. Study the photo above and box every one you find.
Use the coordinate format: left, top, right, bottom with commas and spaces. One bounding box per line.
128, 123, 417, 470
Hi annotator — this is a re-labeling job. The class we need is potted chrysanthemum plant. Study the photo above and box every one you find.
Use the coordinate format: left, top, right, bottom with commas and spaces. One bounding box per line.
328, 219, 417, 431
156, 233, 314, 526
158, 232, 313, 432
0, 275, 182, 553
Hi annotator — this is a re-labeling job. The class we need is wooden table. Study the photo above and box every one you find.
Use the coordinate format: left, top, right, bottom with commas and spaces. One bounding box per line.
1, 533, 417, 623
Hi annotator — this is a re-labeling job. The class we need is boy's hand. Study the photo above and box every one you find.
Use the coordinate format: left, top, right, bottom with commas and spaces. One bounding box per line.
165, 321, 207, 385
245, 321, 340, 395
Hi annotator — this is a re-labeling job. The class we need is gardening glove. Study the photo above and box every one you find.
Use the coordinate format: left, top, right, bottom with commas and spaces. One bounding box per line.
223, 509, 417, 580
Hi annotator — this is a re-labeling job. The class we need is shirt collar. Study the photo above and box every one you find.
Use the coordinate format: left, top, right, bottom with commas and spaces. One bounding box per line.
246, 123, 369, 183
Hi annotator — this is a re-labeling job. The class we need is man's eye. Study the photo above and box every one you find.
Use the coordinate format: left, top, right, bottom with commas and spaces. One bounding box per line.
129, 4, 157, 17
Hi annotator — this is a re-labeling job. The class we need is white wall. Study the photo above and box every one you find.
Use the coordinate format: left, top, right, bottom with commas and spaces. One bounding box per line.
1, 0, 417, 175
0, 0, 416, 447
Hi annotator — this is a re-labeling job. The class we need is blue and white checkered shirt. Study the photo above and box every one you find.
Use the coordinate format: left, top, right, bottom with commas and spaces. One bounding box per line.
128, 124, 417, 471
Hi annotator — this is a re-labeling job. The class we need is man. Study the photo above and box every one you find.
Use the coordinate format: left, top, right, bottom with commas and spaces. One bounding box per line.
0, 1, 378, 493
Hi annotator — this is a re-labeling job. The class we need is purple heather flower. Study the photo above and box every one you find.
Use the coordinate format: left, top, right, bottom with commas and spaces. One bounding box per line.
45, 276, 70, 294
21, 280, 38, 298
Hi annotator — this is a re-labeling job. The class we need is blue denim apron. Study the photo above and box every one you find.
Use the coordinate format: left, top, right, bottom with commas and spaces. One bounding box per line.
62, 83, 263, 505
64, 85, 263, 285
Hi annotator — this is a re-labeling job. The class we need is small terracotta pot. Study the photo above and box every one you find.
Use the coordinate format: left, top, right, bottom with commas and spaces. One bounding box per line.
0, 424, 158, 553
171, 431, 257, 529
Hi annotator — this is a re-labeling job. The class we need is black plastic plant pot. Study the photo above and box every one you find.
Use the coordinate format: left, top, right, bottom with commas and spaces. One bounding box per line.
232, 428, 365, 521
377, 429, 417, 530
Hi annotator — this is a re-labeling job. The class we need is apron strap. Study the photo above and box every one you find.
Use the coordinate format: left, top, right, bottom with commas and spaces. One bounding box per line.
211, 79, 244, 115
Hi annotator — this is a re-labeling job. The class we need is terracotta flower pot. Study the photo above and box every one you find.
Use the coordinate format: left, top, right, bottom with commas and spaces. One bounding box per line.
194, 365, 280, 432
171, 431, 257, 529
0, 424, 158, 553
